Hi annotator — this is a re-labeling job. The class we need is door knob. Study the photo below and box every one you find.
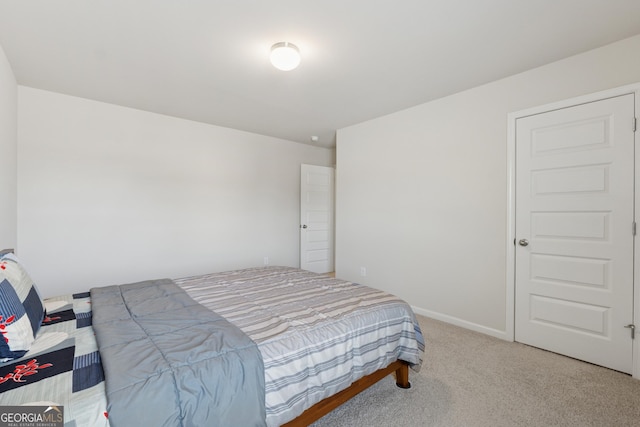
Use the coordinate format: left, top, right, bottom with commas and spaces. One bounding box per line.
625, 324, 636, 339
518, 239, 529, 247
301, 224, 308, 229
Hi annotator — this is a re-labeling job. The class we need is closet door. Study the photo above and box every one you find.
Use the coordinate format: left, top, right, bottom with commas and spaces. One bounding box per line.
515, 94, 635, 373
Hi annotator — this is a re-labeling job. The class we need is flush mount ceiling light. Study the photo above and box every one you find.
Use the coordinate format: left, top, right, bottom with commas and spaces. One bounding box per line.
270, 42, 301, 71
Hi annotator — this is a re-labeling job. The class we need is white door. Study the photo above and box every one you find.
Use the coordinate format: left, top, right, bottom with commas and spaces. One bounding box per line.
300, 164, 334, 273
515, 94, 635, 373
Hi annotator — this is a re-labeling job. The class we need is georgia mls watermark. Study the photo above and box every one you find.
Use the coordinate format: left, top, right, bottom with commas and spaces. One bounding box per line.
0, 406, 63, 427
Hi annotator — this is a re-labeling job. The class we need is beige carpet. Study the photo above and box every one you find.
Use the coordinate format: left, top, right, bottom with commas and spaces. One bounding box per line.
311, 315, 640, 427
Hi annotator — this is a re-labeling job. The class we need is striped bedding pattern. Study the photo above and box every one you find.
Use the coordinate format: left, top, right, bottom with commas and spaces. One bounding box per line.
176, 266, 425, 427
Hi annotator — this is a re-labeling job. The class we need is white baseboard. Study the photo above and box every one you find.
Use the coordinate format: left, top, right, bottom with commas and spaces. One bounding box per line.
411, 305, 511, 342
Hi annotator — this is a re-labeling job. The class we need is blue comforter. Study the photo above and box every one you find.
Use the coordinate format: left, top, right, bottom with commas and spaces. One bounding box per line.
91, 278, 266, 427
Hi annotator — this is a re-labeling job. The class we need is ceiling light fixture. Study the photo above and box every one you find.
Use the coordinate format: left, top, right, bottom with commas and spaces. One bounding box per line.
270, 42, 301, 71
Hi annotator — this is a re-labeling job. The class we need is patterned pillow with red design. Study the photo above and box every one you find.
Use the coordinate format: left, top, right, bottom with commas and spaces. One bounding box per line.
0, 254, 45, 362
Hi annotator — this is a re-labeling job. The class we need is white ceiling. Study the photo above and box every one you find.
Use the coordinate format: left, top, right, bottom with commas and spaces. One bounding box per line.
1, 1, 640, 148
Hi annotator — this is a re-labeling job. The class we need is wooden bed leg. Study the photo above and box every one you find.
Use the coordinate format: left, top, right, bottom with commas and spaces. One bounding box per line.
395, 361, 411, 389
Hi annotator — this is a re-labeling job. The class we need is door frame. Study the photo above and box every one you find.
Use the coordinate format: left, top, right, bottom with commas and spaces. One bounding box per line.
506, 82, 640, 378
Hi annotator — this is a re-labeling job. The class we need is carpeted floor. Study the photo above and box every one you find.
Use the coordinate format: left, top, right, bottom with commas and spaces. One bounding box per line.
310, 315, 640, 426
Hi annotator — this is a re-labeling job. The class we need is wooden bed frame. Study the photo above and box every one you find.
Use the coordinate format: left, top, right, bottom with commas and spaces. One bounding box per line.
281, 360, 410, 427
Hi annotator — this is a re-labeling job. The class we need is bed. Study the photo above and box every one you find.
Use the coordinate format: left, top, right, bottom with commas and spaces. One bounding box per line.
0, 252, 424, 427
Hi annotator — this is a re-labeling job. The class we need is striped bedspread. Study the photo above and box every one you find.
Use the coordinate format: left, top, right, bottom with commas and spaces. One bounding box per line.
176, 266, 425, 427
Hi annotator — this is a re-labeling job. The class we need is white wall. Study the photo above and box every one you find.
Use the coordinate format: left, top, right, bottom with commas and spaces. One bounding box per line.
0, 42, 17, 250
336, 34, 640, 337
18, 87, 334, 297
